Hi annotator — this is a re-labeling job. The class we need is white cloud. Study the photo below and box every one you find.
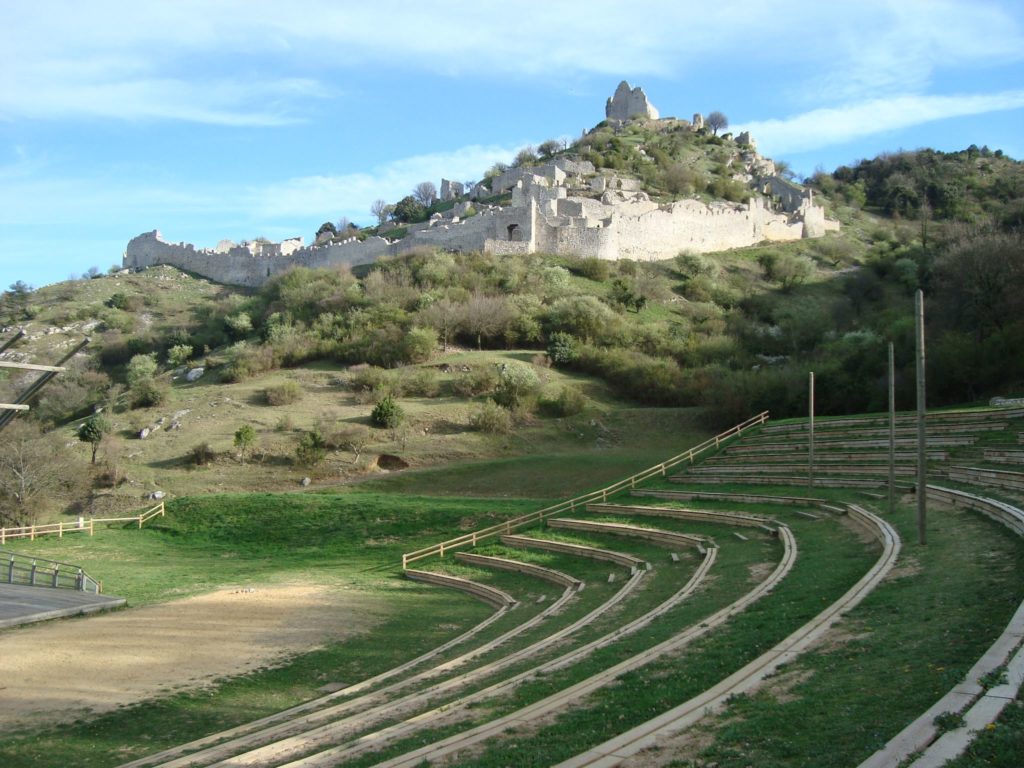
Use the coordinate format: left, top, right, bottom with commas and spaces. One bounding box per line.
3, 1, 1020, 123
252, 143, 527, 220
735, 90, 1024, 155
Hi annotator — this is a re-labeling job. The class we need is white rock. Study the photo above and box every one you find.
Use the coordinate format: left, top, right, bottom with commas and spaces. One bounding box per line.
185, 367, 204, 382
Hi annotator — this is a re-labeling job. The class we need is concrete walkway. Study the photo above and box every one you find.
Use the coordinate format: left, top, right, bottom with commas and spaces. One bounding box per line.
0, 583, 125, 629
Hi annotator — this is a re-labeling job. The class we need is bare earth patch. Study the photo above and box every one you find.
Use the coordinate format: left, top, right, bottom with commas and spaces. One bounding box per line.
0, 583, 377, 731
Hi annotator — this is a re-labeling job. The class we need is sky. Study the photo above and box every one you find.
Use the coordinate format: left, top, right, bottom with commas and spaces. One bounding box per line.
1, 0, 1022, 289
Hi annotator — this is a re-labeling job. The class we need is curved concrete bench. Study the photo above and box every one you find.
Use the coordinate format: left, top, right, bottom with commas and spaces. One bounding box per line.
586, 502, 779, 535
670, 473, 889, 489
982, 448, 1024, 465
559, 504, 900, 768
455, 552, 583, 590
548, 517, 707, 550
362, 530, 792, 768
277, 544, 718, 768
945, 465, 1024, 492
758, 422, 1006, 439
404, 569, 517, 609
500, 534, 645, 570
632, 488, 827, 507
710, 450, 948, 463
859, 486, 1024, 767
140, 567, 639, 768
681, 464, 917, 477
733, 436, 976, 449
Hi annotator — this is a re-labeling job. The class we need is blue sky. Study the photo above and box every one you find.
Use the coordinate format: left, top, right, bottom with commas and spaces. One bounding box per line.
2, 0, 1023, 289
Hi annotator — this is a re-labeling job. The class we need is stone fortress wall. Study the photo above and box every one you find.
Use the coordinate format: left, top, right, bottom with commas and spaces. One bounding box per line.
124, 82, 839, 288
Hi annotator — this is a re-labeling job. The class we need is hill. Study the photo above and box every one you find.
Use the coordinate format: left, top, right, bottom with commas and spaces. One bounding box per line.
0, 132, 1022, 527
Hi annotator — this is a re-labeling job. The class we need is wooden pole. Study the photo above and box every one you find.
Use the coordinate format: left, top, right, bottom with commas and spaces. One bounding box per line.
915, 290, 927, 545
808, 371, 815, 489
888, 341, 896, 515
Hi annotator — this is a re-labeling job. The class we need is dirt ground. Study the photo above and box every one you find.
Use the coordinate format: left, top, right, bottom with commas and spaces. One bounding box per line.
0, 583, 377, 731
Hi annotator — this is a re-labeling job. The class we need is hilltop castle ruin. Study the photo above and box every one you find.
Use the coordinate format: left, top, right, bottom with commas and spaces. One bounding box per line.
124, 83, 838, 288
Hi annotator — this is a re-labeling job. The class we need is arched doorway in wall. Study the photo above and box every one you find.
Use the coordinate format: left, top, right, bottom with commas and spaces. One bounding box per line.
506, 224, 521, 242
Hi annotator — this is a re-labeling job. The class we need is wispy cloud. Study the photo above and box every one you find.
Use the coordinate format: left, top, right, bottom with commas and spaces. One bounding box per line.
735, 90, 1024, 155
252, 143, 526, 221
3, 1, 1021, 123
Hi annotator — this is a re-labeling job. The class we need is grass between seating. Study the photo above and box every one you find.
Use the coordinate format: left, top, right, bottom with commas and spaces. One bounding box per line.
0, 490, 541, 767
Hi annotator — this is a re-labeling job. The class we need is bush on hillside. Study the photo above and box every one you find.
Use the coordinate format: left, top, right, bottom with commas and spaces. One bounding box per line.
451, 366, 498, 398
371, 395, 405, 429
538, 385, 587, 418
469, 399, 513, 434
295, 430, 327, 466
264, 380, 303, 405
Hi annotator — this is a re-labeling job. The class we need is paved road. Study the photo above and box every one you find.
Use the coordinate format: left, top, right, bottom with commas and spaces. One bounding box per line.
0, 583, 125, 629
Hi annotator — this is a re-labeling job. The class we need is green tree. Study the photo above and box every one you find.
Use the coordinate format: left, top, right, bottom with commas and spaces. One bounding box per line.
234, 424, 256, 463
79, 413, 109, 464
392, 196, 426, 223
295, 430, 327, 466
371, 395, 405, 428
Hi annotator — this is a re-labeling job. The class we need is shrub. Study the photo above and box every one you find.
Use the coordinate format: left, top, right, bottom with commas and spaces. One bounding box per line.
167, 344, 193, 367
402, 326, 438, 363
469, 399, 513, 433
570, 257, 611, 282
106, 292, 143, 312
492, 363, 541, 410
451, 366, 498, 398
295, 430, 327, 466
547, 331, 580, 365
131, 377, 167, 408
126, 354, 158, 388
371, 395, 405, 428
222, 341, 276, 382
233, 424, 256, 462
539, 386, 587, 417
401, 367, 440, 397
264, 380, 303, 405
190, 442, 214, 466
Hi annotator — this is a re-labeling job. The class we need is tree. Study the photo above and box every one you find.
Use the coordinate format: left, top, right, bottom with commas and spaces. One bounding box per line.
167, 344, 193, 367
295, 429, 326, 466
412, 181, 437, 207
492, 363, 541, 410
234, 424, 256, 463
417, 298, 462, 351
79, 413, 109, 464
392, 195, 426, 224
538, 139, 562, 158
316, 221, 337, 238
371, 395, 405, 428
0, 421, 63, 526
513, 146, 538, 167
706, 111, 729, 135
370, 199, 391, 225
460, 294, 515, 349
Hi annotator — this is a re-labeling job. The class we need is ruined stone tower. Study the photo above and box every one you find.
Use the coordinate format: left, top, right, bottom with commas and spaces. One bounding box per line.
605, 81, 659, 122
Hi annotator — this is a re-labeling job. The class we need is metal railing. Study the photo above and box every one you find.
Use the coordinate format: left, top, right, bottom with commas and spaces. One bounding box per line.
2, 549, 102, 593
0, 502, 165, 545
401, 411, 769, 569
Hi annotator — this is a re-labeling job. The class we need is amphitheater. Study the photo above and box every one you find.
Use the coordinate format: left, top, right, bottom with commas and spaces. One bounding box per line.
123, 83, 839, 288
8, 403, 1022, 766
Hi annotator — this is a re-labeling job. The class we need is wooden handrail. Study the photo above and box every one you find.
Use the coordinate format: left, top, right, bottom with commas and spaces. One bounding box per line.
0, 501, 165, 544
402, 411, 769, 568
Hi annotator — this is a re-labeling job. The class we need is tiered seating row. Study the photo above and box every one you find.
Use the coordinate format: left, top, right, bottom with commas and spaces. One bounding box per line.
367, 526, 794, 768
403, 569, 517, 609
559, 504, 901, 768
859, 486, 1024, 767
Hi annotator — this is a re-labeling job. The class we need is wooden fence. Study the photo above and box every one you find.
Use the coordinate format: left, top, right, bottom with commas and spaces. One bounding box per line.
0, 501, 165, 545
401, 411, 769, 569
2, 549, 103, 593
